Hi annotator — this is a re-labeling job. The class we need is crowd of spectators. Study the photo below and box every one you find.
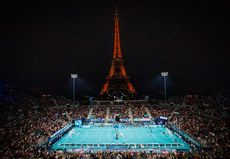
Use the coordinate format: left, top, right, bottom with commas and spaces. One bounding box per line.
10, 150, 227, 158
132, 105, 146, 118
91, 105, 106, 119
148, 105, 172, 118
169, 108, 229, 158
110, 106, 129, 119
68, 105, 90, 119
182, 95, 199, 106
0, 87, 77, 158
53, 96, 72, 106
146, 92, 230, 158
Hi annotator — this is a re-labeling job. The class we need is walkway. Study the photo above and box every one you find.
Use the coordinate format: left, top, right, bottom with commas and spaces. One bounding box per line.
144, 107, 153, 118
105, 107, 110, 123
129, 107, 134, 123
87, 107, 94, 119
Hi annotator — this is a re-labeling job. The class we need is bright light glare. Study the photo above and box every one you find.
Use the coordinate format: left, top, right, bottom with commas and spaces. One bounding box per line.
71, 74, 78, 78
161, 72, 168, 77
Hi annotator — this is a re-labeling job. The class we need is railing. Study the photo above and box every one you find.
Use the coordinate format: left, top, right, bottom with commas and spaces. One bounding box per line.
85, 123, 157, 128
58, 143, 185, 149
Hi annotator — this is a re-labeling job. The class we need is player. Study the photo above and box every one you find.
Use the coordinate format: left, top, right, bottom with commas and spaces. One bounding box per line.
116, 132, 119, 140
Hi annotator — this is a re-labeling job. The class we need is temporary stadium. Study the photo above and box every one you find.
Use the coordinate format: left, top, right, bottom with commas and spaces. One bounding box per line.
1, 2, 229, 159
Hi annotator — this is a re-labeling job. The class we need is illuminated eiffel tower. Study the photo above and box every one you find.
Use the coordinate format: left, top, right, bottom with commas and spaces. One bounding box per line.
100, 7, 137, 97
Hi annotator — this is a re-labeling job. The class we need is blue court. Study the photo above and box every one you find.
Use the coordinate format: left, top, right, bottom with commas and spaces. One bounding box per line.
52, 126, 190, 150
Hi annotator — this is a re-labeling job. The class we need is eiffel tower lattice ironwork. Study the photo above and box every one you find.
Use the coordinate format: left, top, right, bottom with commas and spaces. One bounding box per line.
100, 8, 137, 95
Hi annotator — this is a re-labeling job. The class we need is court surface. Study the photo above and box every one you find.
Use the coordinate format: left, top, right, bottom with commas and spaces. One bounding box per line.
52, 126, 190, 150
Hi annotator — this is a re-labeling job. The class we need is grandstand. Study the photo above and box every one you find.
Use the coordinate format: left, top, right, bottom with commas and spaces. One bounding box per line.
0, 85, 229, 158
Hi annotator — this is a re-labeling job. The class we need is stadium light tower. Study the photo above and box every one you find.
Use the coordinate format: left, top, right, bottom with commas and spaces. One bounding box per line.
161, 72, 168, 101
71, 74, 78, 103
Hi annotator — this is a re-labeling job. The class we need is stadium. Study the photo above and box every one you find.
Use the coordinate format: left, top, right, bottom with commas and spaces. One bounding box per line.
1, 85, 229, 158
1, 1, 230, 159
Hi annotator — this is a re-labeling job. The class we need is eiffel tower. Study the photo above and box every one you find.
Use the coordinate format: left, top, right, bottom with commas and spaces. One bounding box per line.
100, 8, 137, 97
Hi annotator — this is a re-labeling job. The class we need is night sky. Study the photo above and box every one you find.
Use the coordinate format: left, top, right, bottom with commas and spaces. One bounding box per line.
1, 1, 229, 98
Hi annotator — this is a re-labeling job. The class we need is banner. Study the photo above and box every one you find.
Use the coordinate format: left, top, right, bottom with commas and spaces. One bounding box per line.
160, 116, 168, 120
134, 118, 151, 122
74, 120, 82, 127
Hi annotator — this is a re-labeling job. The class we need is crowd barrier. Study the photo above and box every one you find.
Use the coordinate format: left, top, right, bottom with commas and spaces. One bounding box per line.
85, 123, 158, 128
89, 119, 105, 123
48, 123, 73, 146
58, 143, 185, 149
